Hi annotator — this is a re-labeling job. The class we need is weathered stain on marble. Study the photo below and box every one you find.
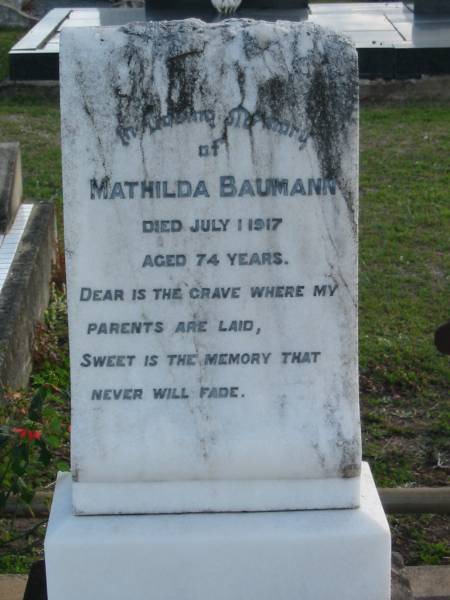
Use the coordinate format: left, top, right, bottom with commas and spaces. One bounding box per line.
102, 19, 359, 216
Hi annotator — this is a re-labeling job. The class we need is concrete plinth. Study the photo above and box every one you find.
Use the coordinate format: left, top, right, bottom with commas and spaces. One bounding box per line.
45, 463, 391, 600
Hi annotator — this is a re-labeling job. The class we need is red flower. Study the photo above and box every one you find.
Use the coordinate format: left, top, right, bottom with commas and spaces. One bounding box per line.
12, 427, 42, 441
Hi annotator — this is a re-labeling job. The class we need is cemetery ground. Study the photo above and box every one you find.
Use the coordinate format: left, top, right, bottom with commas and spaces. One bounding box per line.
0, 29, 449, 574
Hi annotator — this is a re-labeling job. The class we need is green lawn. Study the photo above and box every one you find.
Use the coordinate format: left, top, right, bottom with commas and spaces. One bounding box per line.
359, 106, 450, 488
0, 30, 449, 569
0, 96, 61, 200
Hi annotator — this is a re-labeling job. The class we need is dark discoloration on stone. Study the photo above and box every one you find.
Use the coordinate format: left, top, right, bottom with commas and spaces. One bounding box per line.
306, 34, 359, 222
236, 64, 246, 102
0, 203, 56, 404
72, 466, 80, 482
256, 74, 298, 125
342, 433, 361, 478
322, 392, 361, 479
166, 51, 202, 115
340, 458, 361, 479
74, 70, 110, 174
338, 434, 361, 478
104, 19, 358, 222
110, 21, 207, 144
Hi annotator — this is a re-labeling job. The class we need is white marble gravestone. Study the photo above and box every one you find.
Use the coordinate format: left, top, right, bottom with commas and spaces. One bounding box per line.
45, 18, 391, 600
60, 18, 361, 516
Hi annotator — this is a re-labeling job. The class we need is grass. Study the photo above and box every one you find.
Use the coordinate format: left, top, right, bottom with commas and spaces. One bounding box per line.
0, 30, 62, 222
0, 30, 449, 569
0, 520, 46, 574
0, 95, 61, 203
391, 514, 450, 566
359, 106, 450, 489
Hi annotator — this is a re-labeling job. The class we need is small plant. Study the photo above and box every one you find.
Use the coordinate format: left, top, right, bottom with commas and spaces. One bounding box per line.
419, 541, 450, 565
0, 283, 70, 570
0, 384, 68, 513
33, 282, 68, 368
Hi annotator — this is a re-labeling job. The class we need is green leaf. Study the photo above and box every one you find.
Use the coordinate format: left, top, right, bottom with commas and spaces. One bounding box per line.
28, 388, 46, 422
38, 441, 52, 466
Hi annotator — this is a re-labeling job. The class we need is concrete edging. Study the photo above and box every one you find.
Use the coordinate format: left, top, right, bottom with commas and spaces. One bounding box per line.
0, 574, 27, 600
0, 202, 56, 403
360, 75, 450, 104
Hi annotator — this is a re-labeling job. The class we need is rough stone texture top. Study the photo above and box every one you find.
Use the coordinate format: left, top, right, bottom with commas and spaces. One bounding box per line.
149, 0, 309, 9
60, 19, 361, 514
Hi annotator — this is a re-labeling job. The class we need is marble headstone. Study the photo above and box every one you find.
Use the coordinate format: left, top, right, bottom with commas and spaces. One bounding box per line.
60, 18, 361, 515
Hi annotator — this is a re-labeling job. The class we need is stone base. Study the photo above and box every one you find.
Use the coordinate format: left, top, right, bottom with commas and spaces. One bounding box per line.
72, 474, 361, 515
45, 463, 391, 600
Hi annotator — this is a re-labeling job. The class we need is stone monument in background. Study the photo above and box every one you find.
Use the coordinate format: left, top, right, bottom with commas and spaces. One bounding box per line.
414, 0, 450, 14
44, 13, 391, 600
